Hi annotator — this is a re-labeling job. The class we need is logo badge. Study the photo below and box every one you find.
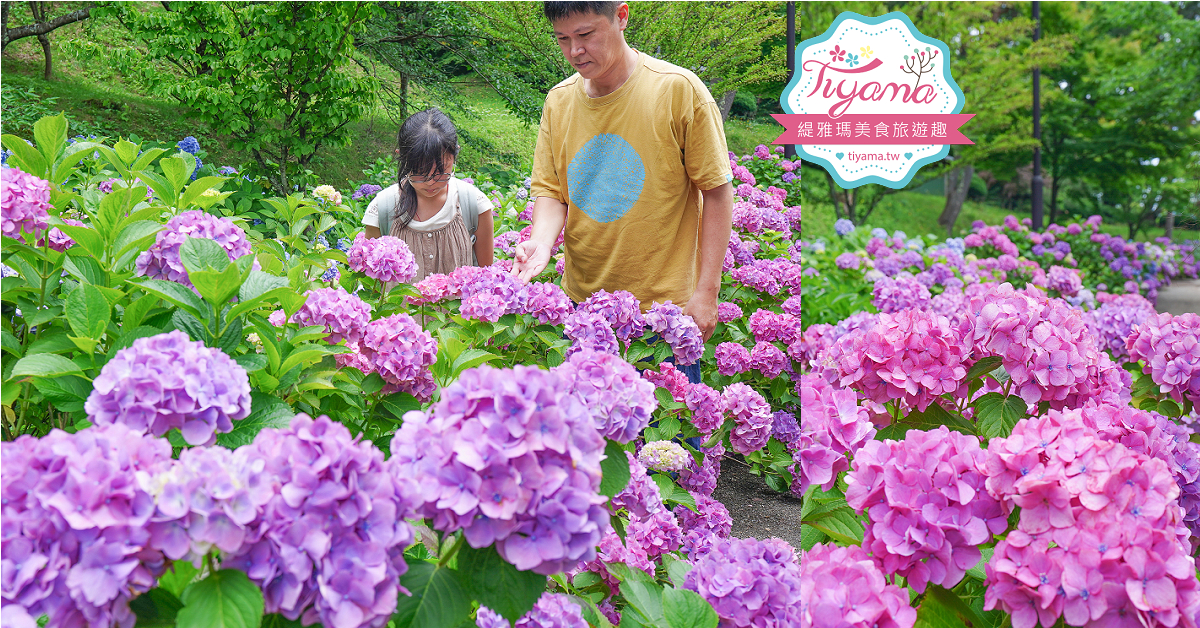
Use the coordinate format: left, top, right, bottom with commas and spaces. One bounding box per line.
775, 12, 974, 189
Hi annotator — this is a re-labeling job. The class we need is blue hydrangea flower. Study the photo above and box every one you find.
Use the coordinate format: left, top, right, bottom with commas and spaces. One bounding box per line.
892, 230, 907, 241
834, 218, 855, 236
1, 148, 10, 166
177, 136, 201, 154
191, 156, 202, 181
218, 166, 238, 175
871, 227, 889, 239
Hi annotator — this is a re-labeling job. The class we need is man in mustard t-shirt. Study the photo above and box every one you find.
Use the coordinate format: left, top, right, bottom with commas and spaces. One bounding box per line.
511, 1, 735, 352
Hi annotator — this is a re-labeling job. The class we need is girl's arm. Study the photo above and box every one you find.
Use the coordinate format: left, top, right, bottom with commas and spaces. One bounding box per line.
473, 210, 494, 267
364, 225, 382, 239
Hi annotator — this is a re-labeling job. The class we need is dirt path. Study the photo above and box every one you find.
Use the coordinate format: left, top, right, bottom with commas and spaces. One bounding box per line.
712, 456, 803, 550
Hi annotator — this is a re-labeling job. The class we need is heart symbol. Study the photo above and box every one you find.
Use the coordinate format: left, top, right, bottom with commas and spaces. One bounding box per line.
904, 152, 913, 159
835, 152, 845, 160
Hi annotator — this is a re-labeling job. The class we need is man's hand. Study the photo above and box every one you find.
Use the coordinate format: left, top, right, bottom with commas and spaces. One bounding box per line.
511, 240, 552, 283
684, 292, 719, 342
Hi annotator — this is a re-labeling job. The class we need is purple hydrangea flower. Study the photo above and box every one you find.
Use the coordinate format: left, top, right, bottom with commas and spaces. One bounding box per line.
872, 272, 932, 313
218, 166, 238, 175
135, 210, 255, 288
292, 286, 372, 345
1085, 293, 1157, 361
389, 365, 609, 575
142, 444, 271, 565
716, 302, 743, 323
715, 342, 750, 376
723, 383, 772, 455
2, 166, 50, 239
554, 349, 657, 443
676, 492, 733, 557
564, 310, 619, 357
1, 424, 175, 628
521, 281, 574, 326
684, 383, 725, 435
351, 183, 383, 201
85, 330, 251, 446
360, 313, 438, 387
686, 537, 802, 627
644, 301, 703, 365
577, 290, 645, 343
801, 543, 916, 628
835, 252, 861, 270
223, 415, 417, 628
42, 218, 85, 251
679, 442, 724, 497
478, 593, 587, 628
834, 218, 855, 236
772, 410, 800, 446
750, 341, 788, 379
747, 309, 801, 344
347, 233, 419, 284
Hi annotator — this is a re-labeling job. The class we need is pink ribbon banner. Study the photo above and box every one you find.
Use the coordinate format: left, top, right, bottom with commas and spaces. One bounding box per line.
770, 114, 975, 145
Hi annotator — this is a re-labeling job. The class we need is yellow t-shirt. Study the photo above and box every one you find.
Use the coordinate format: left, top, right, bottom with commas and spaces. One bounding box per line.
530, 51, 733, 310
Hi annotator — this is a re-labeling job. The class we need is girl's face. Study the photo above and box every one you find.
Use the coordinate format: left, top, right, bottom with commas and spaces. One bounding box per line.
407, 154, 455, 199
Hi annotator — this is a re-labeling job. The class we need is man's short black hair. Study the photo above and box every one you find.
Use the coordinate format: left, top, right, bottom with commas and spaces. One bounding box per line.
543, 1, 620, 23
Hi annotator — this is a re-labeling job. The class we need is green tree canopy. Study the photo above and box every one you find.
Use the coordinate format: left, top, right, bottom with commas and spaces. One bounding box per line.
110, 1, 381, 192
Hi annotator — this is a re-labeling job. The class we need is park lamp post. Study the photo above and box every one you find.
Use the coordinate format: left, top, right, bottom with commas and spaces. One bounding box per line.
785, 1, 797, 159
1031, 0, 1045, 231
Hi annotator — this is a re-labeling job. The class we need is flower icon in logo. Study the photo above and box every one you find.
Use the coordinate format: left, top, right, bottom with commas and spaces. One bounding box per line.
846, 53, 860, 67
860, 45, 874, 59
829, 45, 846, 62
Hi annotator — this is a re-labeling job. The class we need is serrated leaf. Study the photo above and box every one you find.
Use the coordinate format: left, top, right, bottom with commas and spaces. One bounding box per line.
391, 561, 472, 628
130, 587, 184, 628
802, 506, 864, 545
620, 580, 665, 625
175, 569, 263, 628
974, 392, 1028, 439
456, 544, 546, 624
9, 354, 86, 380
600, 439, 632, 497
651, 474, 697, 512
215, 393, 294, 449
65, 284, 111, 339
181, 238, 232, 274
662, 587, 718, 628
132, 278, 206, 319
239, 270, 289, 302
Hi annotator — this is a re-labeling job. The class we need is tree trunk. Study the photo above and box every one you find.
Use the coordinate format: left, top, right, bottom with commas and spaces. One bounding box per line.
718, 89, 736, 122
824, 170, 847, 222
3, 3, 90, 51
1166, 211, 1175, 241
937, 165, 974, 235
36, 32, 50, 79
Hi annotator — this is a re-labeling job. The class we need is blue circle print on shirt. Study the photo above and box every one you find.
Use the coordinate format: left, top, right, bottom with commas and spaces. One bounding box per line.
567, 134, 646, 224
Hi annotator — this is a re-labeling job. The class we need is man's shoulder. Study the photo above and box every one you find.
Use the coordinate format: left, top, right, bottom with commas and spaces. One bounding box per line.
546, 74, 582, 102
639, 54, 714, 104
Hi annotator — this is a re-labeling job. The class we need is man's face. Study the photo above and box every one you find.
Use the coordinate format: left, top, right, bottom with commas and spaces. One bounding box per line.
551, 4, 629, 81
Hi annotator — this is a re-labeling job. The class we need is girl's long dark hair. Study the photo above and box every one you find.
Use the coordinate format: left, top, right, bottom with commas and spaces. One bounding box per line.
392, 108, 461, 234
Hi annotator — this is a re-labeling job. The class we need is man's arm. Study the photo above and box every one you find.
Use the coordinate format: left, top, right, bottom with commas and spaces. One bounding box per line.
684, 182, 733, 342
511, 196, 567, 282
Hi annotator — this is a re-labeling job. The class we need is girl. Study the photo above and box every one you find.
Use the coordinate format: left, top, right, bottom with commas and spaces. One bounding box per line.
363, 108, 494, 282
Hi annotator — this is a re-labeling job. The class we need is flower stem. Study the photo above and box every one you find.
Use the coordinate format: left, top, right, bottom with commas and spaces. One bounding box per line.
438, 533, 464, 568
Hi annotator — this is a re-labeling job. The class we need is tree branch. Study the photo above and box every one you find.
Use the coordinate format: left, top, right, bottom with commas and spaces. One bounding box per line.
2, 4, 92, 50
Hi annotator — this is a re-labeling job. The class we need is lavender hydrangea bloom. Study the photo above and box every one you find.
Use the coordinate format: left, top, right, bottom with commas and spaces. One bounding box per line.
1084, 293, 1156, 361
292, 287, 372, 345
716, 302, 743, 323
85, 330, 252, 446
675, 492, 733, 557
43, 218, 85, 251
715, 342, 750, 376
564, 310, 619, 357
772, 410, 800, 446
626, 506, 683, 560
347, 233, 419, 284
2, 424, 175, 628
352, 183, 383, 201
686, 537, 802, 627
577, 289, 645, 343
1, 166, 50, 239
679, 442, 724, 497
389, 365, 609, 575
223, 415, 417, 628
479, 593, 587, 628
554, 349, 657, 443
684, 383, 725, 435
135, 210, 255, 288
723, 383, 772, 454
360, 313, 438, 387
521, 281, 574, 326
872, 272, 932, 313
141, 445, 271, 565
834, 218, 855, 236
644, 301, 703, 365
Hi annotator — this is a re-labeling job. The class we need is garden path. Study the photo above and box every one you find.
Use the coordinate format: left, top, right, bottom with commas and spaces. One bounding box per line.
713, 456, 802, 550
1156, 278, 1200, 316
